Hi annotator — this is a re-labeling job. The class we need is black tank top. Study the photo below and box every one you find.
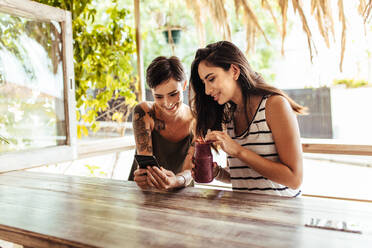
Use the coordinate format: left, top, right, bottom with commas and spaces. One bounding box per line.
128, 130, 193, 180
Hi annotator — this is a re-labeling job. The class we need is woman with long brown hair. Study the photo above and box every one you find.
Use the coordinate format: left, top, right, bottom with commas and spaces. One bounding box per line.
189, 41, 305, 196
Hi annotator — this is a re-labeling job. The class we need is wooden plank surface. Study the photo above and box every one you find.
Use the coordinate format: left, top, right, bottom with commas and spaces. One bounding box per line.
0, 171, 371, 248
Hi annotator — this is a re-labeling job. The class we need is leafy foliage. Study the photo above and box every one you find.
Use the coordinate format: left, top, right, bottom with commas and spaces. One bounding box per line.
333, 79, 371, 88
126, 0, 279, 84
0, 16, 36, 81
34, 0, 137, 138
84, 164, 107, 177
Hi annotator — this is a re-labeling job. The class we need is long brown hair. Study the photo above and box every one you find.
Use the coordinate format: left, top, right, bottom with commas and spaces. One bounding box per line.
189, 41, 306, 137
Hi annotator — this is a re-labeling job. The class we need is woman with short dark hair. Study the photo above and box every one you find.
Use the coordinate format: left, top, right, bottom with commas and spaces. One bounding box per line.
129, 56, 194, 190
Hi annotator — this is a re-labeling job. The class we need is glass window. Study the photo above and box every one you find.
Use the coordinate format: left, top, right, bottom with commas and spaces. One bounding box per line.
0, 14, 65, 153
0, 1, 76, 171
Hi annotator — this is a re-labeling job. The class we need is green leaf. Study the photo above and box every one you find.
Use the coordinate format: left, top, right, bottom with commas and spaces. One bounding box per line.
82, 124, 89, 137
77, 125, 82, 139
34, 0, 138, 136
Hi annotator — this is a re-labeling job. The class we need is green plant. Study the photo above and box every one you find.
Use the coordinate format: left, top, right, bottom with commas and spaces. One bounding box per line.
333, 79, 371, 88
84, 164, 107, 177
135, 0, 280, 84
34, 0, 137, 138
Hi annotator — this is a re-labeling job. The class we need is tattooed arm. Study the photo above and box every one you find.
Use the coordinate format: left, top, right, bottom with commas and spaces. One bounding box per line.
132, 103, 154, 190
132, 103, 153, 155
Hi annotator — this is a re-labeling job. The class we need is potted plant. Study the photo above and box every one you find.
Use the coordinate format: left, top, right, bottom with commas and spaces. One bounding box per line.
153, 10, 184, 45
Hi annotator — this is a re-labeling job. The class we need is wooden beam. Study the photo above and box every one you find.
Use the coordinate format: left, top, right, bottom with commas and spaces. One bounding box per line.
302, 143, 372, 156
61, 10, 77, 149
134, 0, 145, 101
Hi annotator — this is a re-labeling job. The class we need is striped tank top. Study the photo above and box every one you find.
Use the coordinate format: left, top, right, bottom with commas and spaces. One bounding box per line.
226, 95, 301, 197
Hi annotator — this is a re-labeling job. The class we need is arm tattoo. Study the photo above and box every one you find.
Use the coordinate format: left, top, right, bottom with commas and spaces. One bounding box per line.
133, 105, 152, 153
148, 108, 165, 131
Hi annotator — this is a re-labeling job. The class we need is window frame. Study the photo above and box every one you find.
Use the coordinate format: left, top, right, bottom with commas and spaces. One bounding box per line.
0, 0, 77, 172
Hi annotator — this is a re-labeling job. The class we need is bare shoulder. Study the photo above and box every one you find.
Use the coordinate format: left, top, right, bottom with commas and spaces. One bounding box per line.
266, 95, 292, 113
133, 101, 153, 113
182, 103, 195, 130
183, 103, 194, 121
265, 95, 295, 126
133, 102, 154, 124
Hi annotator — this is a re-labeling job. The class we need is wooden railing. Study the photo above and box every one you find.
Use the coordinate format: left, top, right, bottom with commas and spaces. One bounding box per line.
302, 139, 372, 156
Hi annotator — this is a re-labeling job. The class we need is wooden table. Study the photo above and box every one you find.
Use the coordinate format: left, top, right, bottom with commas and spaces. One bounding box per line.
0, 171, 371, 248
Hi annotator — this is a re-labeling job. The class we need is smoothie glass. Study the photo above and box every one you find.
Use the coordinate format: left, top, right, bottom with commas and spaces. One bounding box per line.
194, 141, 213, 183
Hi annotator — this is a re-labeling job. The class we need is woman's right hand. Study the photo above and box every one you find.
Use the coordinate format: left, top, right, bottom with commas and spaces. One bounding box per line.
133, 168, 151, 189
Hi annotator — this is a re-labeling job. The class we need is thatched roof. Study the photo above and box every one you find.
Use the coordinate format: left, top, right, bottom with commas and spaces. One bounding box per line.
185, 0, 372, 72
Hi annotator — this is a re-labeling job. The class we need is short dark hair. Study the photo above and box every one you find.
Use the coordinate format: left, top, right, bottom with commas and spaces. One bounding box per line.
146, 56, 186, 88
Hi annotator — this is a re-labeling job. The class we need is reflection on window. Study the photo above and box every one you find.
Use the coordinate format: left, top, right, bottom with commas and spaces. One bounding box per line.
0, 13, 65, 153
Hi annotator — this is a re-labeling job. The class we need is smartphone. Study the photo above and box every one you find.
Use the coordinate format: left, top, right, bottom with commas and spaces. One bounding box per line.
305, 217, 362, 234
134, 155, 160, 169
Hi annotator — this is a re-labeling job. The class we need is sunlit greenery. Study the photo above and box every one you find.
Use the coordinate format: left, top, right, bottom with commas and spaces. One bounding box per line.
333, 78, 371, 88
118, 0, 280, 85
34, 0, 137, 138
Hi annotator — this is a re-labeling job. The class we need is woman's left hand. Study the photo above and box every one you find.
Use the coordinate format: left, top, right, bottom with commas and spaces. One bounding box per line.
146, 166, 177, 190
205, 130, 241, 157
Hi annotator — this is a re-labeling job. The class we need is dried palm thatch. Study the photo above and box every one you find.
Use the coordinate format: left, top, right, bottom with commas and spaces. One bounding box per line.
238, 0, 271, 54
358, 0, 367, 18
185, 0, 206, 47
362, 0, 372, 23
311, 0, 335, 48
203, 0, 231, 41
184, 0, 371, 71
338, 0, 346, 71
186, 0, 231, 46
292, 0, 317, 62
278, 0, 288, 55
262, 0, 281, 34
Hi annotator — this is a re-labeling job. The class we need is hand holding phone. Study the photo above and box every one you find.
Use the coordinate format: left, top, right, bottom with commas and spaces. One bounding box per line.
135, 155, 160, 169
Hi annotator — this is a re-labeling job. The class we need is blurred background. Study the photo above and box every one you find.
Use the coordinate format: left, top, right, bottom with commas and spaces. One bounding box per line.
1, 0, 372, 201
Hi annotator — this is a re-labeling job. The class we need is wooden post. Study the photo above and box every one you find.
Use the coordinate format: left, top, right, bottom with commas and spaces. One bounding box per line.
134, 0, 145, 101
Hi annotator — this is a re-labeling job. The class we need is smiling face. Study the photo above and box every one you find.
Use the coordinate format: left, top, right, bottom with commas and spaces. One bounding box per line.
152, 77, 184, 116
197, 60, 242, 105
